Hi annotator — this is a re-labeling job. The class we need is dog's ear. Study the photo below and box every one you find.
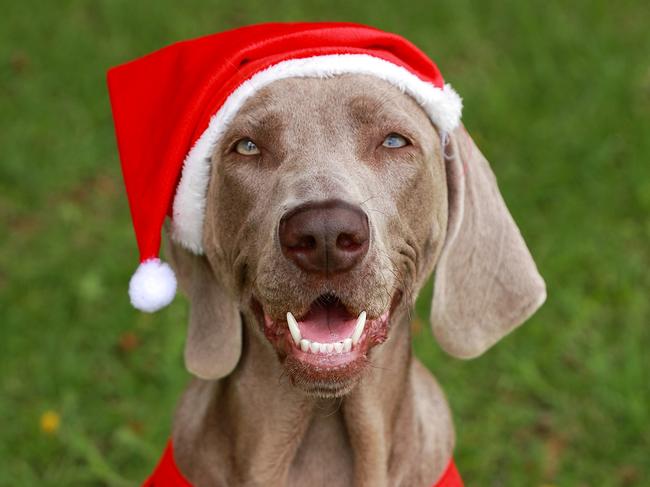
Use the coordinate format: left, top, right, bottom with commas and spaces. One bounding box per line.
430, 125, 546, 358
166, 234, 242, 379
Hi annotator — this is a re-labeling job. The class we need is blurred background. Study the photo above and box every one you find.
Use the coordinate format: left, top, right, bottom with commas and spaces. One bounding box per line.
1, 0, 648, 485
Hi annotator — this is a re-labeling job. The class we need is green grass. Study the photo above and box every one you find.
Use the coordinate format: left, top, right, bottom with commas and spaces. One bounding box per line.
1, 0, 648, 485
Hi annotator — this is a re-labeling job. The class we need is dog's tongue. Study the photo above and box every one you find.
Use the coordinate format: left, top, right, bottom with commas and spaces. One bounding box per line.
298, 300, 357, 343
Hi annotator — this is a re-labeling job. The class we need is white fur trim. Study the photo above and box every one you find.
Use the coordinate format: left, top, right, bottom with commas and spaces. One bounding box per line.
172, 54, 463, 253
129, 258, 177, 312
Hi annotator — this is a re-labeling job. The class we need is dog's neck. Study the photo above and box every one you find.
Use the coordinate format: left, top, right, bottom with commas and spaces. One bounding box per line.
172, 306, 453, 486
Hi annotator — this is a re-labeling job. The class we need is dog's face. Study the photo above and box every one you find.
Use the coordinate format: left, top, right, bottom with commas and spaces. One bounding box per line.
203, 75, 447, 396
169, 73, 545, 398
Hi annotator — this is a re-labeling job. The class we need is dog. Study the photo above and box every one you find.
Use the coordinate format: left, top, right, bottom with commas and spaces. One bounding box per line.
152, 73, 546, 486
107, 23, 546, 487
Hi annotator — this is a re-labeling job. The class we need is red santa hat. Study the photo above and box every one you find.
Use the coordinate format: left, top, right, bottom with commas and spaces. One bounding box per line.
107, 21, 463, 312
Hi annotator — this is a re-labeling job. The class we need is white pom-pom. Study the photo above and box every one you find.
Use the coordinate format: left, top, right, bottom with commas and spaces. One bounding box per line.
128, 258, 177, 312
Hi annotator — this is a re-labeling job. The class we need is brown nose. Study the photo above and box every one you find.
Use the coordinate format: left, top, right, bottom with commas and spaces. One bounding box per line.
279, 200, 370, 275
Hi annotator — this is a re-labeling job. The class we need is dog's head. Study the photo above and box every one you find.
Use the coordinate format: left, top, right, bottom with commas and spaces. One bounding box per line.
166, 73, 546, 397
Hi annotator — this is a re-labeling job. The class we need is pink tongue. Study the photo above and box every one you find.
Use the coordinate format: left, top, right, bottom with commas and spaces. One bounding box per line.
298, 301, 357, 343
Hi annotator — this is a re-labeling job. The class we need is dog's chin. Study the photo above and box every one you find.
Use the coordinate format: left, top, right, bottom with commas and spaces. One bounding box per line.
283, 354, 367, 398
253, 292, 401, 398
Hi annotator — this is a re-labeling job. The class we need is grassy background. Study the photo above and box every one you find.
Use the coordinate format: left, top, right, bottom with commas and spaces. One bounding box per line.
1, 0, 648, 485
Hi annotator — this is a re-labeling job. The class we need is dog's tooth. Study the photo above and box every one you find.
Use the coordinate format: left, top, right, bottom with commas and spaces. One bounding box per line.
310, 341, 320, 354
318, 343, 328, 354
300, 339, 310, 352
351, 311, 367, 345
325, 343, 334, 354
334, 342, 344, 353
286, 312, 302, 345
343, 338, 352, 352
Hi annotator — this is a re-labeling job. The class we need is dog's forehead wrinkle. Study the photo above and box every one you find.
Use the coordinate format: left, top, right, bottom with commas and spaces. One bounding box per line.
237, 110, 284, 133
252, 74, 419, 127
347, 92, 411, 126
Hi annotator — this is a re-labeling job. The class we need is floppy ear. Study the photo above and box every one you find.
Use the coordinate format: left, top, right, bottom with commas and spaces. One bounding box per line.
431, 125, 546, 358
165, 234, 242, 379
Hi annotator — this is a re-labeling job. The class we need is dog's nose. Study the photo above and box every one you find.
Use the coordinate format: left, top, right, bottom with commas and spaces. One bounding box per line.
279, 200, 369, 275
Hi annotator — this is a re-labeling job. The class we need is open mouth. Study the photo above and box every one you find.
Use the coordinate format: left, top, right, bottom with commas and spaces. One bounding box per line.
287, 307, 366, 355
283, 295, 388, 362
257, 292, 400, 395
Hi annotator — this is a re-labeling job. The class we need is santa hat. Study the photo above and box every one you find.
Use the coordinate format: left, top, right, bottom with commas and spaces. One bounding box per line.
107, 21, 463, 313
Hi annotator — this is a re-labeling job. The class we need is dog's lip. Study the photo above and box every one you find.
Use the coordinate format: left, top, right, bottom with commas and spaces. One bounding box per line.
256, 291, 402, 371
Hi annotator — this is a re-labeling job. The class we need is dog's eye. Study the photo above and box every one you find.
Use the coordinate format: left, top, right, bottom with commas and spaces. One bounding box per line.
234, 138, 260, 155
382, 133, 409, 149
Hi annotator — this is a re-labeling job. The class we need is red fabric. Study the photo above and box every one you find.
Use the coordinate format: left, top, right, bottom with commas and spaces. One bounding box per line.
434, 459, 464, 487
142, 441, 191, 487
107, 22, 448, 265
143, 440, 463, 486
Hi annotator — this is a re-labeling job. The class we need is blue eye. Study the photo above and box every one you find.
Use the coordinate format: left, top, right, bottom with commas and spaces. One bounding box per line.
382, 133, 409, 148
235, 138, 260, 155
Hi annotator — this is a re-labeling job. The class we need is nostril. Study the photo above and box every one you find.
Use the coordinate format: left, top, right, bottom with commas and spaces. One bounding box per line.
290, 235, 317, 251
336, 233, 363, 250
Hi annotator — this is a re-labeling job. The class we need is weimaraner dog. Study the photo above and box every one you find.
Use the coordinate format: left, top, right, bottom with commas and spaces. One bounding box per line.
160, 74, 545, 486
